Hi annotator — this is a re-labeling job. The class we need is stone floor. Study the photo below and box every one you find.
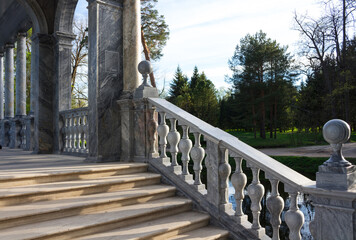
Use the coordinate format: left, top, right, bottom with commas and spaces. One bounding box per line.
259, 142, 356, 158
0, 148, 121, 179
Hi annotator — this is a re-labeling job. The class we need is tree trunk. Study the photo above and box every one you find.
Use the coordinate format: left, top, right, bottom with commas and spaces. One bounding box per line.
270, 103, 273, 139
260, 90, 266, 139
141, 27, 156, 88
274, 97, 277, 139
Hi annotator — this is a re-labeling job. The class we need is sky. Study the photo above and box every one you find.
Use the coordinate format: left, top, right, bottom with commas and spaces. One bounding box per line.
75, 0, 322, 91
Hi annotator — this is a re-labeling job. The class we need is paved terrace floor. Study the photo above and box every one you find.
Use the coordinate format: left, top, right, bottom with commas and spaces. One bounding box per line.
0, 148, 124, 179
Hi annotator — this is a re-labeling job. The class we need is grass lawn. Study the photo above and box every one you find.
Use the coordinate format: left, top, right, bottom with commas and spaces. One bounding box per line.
227, 130, 356, 148
270, 156, 356, 180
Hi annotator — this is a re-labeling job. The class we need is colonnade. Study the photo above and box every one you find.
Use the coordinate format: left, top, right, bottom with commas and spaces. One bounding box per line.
0, 33, 34, 150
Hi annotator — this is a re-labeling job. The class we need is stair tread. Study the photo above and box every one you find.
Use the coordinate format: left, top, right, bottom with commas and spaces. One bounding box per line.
166, 226, 230, 240
0, 172, 161, 198
78, 211, 210, 240
0, 184, 176, 221
0, 163, 147, 180
0, 197, 192, 240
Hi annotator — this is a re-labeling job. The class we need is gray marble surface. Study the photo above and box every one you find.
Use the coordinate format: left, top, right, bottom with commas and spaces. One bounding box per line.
87, 0, 124, 162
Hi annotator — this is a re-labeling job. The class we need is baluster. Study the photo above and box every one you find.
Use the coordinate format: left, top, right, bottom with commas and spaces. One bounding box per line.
266, 175, 284, 240
78, 114, 84, 151
70, 114, 74, 152
285, 187, 304, 240
178, 125, 193, 182
190, 131, 205, 191
147, 105, 159, 158
157, 111, 169, 160
75, 114, 80, 151
219, 147, 232, 212
21, 121, 26, 149
230, 154, 248, 223
247, 165, 265, 237
63, 116, 68, 152
84, 114, 89, 152
167, 117, 181, 173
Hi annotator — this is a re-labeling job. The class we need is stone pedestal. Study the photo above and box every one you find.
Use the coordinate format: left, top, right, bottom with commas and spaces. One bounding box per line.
15, 33, 27, 117
1, 119, 10, 147
310, 119, 356, 240
87, 0, 124, 162
9, 118, 21, 149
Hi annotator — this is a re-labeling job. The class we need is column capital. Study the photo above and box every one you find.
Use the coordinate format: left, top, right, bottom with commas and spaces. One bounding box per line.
53, 31, 76, 48
87, 0, 123, 9
5, 43, 15, 49
0, 52, 4, 57
31, 33, 53, 45
17, 32, 27, 38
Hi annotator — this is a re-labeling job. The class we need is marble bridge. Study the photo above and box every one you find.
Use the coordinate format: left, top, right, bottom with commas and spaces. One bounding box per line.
0, 1, 356, 239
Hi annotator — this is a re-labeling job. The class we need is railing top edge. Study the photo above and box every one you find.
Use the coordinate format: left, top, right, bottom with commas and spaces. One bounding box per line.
59, 107, 89, 114
148, 97, 314, 189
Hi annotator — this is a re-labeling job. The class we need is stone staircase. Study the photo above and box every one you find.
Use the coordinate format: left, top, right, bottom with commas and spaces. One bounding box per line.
0, 162, 229, 240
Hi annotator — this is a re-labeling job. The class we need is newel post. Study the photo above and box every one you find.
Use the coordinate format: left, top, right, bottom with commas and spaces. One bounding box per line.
309, 119, 356, 240
118, 60, 159, 162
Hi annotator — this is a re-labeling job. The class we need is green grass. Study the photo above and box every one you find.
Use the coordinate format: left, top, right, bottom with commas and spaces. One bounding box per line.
226, 130, 356, 148
270, 156, 356, 180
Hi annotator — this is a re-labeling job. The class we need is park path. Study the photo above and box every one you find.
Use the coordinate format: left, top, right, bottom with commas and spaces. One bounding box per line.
258, 142, 356, 158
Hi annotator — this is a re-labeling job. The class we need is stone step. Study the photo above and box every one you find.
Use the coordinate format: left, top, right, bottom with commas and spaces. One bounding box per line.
0, 184, 176, 230
166, 226, 230, 240
0, 163, 148, 188
78, 211, 210, 240
0, 197, 192, 240
0, 172, 161, 206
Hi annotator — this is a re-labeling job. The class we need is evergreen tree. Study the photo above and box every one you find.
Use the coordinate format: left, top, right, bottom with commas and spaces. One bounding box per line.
167, 66, 191, 110
228, 31, 297, 138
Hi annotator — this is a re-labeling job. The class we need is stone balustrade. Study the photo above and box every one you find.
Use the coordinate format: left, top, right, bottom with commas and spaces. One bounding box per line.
60, 108, 89, 155
146, 97, 356, 240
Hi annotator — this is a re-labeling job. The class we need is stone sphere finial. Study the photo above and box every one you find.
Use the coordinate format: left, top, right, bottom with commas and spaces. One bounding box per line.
323, 119, 350, 145
138, 60, 153, 87
322, 119, 351, 167
138, 60, 153, 75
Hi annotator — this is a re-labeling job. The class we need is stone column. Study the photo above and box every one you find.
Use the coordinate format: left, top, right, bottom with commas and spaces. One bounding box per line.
0, 53, 4, 120
123, 0, 140, 95
16, 33, 27, 117
32, 34, 55, 153
53, 31, 76, 153
29, 35, 39, 116
0, 53, 4, 146
87, 0, 124, 162
4, 44, 14, 119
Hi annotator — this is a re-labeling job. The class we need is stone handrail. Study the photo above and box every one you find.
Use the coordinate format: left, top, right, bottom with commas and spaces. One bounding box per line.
60, 107, 88, 155
146, 97, 356, 240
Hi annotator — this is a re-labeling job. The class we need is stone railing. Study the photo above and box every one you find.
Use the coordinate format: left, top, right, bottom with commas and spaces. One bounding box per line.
60, 108, 89, 155
0, 115, 34, 151
145, 97, 356, 240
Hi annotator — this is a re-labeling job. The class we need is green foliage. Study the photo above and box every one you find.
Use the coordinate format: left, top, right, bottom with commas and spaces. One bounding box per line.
224, 31, 298, 138
167, 66, 219, 126
141, 0, 170, 60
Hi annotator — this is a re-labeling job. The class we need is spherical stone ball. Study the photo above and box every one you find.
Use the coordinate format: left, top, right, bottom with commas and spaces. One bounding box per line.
323, 119, 350, 144
138, 60, 153, 75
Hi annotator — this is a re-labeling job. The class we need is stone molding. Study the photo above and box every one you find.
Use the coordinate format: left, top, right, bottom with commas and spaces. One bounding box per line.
53, 31, 76, 49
